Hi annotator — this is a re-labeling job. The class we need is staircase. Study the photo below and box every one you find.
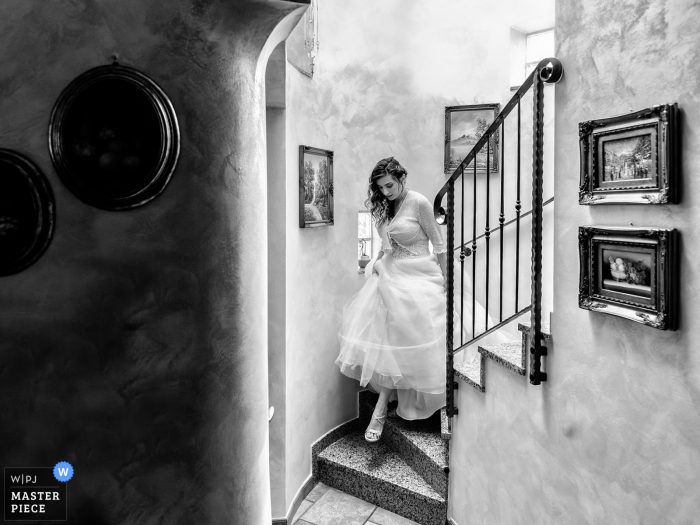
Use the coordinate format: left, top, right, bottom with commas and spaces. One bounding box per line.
433, 57, 563, 422
454, 319, 552, 394
310, 59, 562, 525
312, 390, 448, 525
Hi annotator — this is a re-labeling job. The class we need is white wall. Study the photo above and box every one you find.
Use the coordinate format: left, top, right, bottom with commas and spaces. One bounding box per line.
267, 106, 287, 518
449, 0, 700, 524
282, 0, 556, 512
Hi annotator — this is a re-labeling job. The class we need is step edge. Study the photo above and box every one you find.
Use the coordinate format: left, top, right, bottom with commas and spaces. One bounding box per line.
518, 319, 552, 342
383, 424, 447, 496
317, 454, 447, 504
454, 358, 485, 392
478, 338, 526, 376
319, 461, 447, 525
386, 419, 449, 468
311, 417, 360, 482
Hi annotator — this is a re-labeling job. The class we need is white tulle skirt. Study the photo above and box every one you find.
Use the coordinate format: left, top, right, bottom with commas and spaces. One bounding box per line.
337, 251, 516, 420
336, 253, 448, 420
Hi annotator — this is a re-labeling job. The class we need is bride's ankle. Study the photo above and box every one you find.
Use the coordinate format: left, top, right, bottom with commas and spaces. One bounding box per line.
372, 404, 388, 418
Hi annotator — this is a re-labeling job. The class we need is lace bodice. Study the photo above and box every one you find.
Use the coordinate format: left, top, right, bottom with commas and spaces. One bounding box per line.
377, 190, 446, 259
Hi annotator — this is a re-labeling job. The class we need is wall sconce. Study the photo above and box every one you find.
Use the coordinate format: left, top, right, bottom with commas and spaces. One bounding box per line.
304, 0, 319, 75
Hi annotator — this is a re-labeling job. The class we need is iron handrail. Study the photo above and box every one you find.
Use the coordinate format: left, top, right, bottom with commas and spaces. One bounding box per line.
433, 57, 562, 223
436, 57, 563, 418
454, 197, 554, 255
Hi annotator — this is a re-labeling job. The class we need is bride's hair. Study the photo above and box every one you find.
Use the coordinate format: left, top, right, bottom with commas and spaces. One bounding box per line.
365, 157, 408, 225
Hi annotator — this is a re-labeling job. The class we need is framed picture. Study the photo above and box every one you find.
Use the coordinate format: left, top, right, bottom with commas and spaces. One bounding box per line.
299, 146, 334, 228
444, 104, 499, 175
579, 103, 678, 204
0, 149, 55, 276
49, 64, 180, 211
579, 226, 678, 330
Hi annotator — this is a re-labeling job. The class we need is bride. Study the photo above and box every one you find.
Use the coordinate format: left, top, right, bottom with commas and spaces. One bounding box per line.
335, 157, 449, 442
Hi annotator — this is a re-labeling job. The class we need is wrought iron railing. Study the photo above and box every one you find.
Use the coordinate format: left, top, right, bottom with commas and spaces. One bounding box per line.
434, 58, 563, 418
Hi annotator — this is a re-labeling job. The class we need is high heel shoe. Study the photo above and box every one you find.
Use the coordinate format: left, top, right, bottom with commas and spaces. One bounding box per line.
364, 410, 387, 443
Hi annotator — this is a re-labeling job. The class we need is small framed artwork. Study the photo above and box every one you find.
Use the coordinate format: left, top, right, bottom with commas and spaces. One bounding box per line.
49, 63, 180, 211
579, 103, 678, 204
0, 149, 55, 276
579, 226, 678, 330
299, 146, 334, 228
444, 104, 499, 175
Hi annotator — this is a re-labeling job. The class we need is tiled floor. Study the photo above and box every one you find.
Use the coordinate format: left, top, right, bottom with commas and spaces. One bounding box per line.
292, 482, 419, 525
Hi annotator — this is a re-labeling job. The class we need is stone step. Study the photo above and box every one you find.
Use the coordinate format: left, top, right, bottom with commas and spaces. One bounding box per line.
518, 319, 552, 342
478, 341, 526, 376
317, 429, 447, 525
358, 390, 448, 496
454, 354, 485, 392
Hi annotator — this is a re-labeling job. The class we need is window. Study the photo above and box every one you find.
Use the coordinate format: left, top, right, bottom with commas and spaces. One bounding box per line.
510, 27, 555, 89
525, 29, 554, 77
358, 211, 373, 273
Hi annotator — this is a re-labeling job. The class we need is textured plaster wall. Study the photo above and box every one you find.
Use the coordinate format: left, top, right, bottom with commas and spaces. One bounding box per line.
449, 0, 700, 524
266, 105, 287, 518
0, 0, 304, 523
282, 0, 555, 511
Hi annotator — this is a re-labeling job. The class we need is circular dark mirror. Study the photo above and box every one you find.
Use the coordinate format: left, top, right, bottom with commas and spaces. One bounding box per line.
0, 149, 55, 276
49, 64, 180, 210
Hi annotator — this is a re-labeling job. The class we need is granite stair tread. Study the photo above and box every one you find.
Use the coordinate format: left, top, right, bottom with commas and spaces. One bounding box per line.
318, 430, 445, 502
386, 416, 448, 470
358, 390, 448, 494
317, 429, 447, 525
518, 319, 552, 342
454, 355, 485, 392
478, 341, 526, 376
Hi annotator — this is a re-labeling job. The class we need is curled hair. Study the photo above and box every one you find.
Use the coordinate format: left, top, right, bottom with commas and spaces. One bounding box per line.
364, 157, 408, 225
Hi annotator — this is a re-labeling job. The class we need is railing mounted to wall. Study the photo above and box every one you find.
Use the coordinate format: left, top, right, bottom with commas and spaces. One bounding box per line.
434, 57, 563, 418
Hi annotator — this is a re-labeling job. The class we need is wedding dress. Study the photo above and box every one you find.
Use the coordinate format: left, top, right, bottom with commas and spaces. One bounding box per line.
336, 190, 452, 419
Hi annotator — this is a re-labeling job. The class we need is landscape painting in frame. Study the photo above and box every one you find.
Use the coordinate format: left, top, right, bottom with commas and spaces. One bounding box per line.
299, 145, 334, 228
444, 104, 499, 175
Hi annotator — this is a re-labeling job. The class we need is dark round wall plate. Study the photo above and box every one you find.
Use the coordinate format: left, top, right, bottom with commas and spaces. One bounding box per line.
48, 64, 180, 210
0, 149, 55, 276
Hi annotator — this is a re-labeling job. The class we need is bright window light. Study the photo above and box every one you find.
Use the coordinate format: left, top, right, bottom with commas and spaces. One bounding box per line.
525, 29, 554, 75
358, 211, 373, 259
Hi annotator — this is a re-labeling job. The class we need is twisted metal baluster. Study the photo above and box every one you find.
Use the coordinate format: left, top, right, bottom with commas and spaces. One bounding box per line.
446, 182, 458, 416
499, 120, 505, 322
530, 69, 546, 385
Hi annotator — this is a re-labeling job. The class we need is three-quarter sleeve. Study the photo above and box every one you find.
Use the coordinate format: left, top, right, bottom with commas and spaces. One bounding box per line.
416, 193, 446, 254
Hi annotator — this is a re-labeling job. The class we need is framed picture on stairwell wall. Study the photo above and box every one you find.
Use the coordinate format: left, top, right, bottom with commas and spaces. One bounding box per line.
444, 104, 499, 175
578, 226, 678, 330
299, 145, 334, 228
578, 103, 679, 205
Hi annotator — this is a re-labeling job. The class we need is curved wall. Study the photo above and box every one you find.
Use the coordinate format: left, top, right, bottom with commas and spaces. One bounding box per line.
0, 0, 304, 523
